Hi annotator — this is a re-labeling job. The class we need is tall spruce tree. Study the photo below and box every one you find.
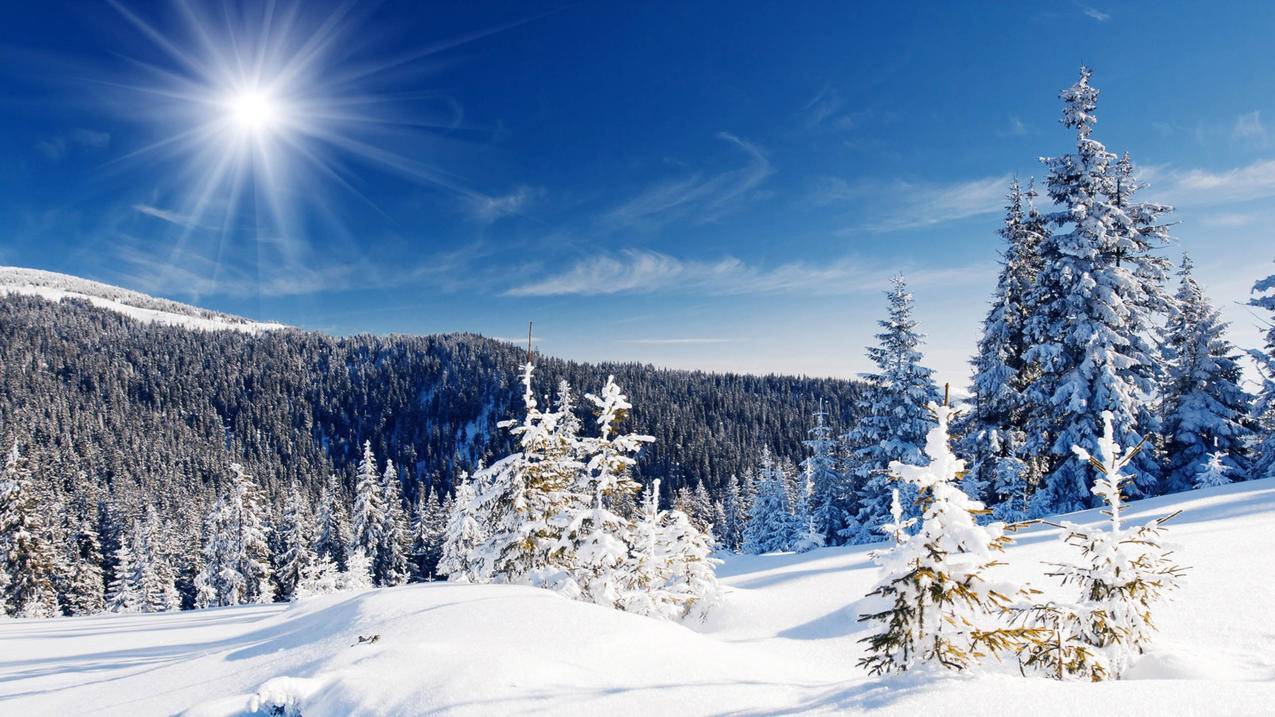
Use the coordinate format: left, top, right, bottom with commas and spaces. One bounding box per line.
0, 441, 61, 618
351, 441, 385, 578
64, 510, 106, 615
108, 505, 180, 613
742, 448, 797, 553
1022, 67, 1171, 516
377, 460, 410, 587
1249, 263, 1275, 479
314, 474, 351, 571
802, 401, 847, 545
193, 463, 274, 607
843, 275, 940, 542
273, 482, 316, 602
1159, 256, 1251, 491
439, 473, 486, 582
965, 179, 1045, 519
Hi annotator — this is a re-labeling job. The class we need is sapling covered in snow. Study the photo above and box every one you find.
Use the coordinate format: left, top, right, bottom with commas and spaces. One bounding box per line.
857, 397, 1038, 674
1194, 451, 1232, 489
1027, 411, 1187, 679
476, 362, 584, 595
560, 376, 652, 607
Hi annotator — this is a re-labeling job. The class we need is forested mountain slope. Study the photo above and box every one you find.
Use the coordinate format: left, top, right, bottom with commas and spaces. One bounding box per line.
0, 288, 863, 530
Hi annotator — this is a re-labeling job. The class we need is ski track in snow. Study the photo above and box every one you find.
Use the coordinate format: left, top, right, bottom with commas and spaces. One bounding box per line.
2, 479, 1274, 716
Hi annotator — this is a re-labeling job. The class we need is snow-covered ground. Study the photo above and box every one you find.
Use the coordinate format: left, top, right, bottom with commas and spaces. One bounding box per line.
0, 267, 287, 333
3, 479, 1273, 716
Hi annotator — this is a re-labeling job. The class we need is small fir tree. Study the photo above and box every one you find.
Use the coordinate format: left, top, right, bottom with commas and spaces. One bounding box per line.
857, 397, 1038, 674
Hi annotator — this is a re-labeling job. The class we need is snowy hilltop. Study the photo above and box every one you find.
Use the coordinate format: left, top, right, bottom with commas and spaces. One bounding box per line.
1, 477, 1272, 716
0, 267, 287, 333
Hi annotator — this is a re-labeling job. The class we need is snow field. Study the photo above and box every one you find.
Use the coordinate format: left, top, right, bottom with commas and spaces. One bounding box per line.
1, 478, 1273, 716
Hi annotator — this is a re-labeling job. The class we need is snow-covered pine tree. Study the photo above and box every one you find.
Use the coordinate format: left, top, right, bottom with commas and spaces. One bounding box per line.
802, 401, 847, 546
314, 475, 351, 571
857, 397, 1039, 674
1033, 411, 1186, 679
657, 500, 723, 620
410, 487, 448, 581
790, 463, 824, 553
273, 482, 316, 601
1194, 452, 1232, 489
1021, 67, 1172, 516
64, 511, 106, 615
742, 448, 797, 553
109, 506, 180, 613
477, 362, 584, 595
193, 463, 274, 607
1159, 255, 1251, 491
719, 474, 745, 552
295, 554, 341, 598
0, 441, 61, 618
376, 460, 410, 587
340, 546, 374, 592
438, 472, 486, 582
1246, 263, 1275, 479
965, 179, 1045, 520
843, 275, 941, 543
618, 479, 679, 619
352, 442, 384, 578
560, 375, 653, 607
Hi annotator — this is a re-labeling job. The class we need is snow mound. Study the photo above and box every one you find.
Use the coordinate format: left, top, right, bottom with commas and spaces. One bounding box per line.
0, 266, 287, 334
2, 479, 1274, 715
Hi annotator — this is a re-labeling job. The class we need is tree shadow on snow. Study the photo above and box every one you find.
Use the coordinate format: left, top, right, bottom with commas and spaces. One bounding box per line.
774, 600, 872, 641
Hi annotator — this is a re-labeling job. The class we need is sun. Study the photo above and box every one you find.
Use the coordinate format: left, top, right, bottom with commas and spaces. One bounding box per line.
227, 90, 283, 134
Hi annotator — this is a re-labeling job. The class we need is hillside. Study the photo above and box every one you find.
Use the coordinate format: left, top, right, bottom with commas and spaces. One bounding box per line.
0, 267, 287, 333
0, 275, 864, 584
2, 478, 1271, 716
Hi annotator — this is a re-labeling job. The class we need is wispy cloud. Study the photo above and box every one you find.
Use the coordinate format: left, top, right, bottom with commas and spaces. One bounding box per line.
1002, 116, 1028, 137
1079, 4, 1110, 22
796, 86, 871, 134
602, 133, 772, 230
505, 248, 993, 297
132, 203, 202, 229
1149, 159, 1275, 206
36, 129, 111, 161
1231, 111, 1268, 146
465, 185, 542, 224
619, 337, 743, 345
814, 173, 1012, 231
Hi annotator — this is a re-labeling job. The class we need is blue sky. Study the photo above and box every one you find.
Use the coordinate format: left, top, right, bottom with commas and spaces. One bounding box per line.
2, 1, 1274, 387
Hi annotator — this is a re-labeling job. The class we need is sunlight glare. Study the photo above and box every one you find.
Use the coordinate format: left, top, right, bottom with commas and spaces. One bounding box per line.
228, 90, 281, 133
